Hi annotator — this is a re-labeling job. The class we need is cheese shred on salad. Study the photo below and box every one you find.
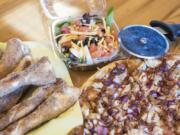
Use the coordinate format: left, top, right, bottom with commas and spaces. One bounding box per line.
55, 13, 119, 64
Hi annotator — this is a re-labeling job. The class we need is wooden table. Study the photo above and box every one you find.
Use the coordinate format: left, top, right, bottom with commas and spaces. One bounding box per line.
0, 0, 180, 87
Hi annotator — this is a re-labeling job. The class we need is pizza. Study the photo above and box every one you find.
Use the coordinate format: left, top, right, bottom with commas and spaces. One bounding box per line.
131, 54, 180, 135
69, 54, 180, 135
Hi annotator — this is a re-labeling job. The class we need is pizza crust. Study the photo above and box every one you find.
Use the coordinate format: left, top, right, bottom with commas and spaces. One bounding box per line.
81, 58, 142, 89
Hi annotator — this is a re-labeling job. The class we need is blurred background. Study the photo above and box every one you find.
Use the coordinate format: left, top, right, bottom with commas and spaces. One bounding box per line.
0, 0, 179, 43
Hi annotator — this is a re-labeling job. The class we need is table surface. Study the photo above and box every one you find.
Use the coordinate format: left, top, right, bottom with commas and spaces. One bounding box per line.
0, 0, 180, 87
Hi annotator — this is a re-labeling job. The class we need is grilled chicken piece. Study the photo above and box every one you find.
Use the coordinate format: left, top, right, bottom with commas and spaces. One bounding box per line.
0, 79, 81, 135
0, 38, 30, 79
0, 57, 56, 97
0, 55, 33, 113
0, 79, 60, 130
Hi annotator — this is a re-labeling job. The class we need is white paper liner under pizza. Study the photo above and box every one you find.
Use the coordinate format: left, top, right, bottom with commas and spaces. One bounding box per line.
69, 54, 180, 135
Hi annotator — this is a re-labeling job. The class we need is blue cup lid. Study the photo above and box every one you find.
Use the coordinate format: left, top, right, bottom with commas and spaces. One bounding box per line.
119, 25, 169, 59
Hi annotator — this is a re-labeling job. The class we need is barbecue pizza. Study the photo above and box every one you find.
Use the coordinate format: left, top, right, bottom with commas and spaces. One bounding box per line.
69, 54, 180, 135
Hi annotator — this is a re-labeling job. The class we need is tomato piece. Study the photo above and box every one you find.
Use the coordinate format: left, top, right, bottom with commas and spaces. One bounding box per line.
60, 27, 70, 34
91, 47, 105, 58
91, 51, 102, 58
89, 44, 97, 52
103, 51, 112, 57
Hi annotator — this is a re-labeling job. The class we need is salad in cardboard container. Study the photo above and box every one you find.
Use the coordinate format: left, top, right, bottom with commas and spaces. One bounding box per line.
40, 0, 126, 70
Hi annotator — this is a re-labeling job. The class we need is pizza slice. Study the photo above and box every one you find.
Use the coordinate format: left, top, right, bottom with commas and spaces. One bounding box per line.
69, 59, 146, 134
133, 54, 180, 135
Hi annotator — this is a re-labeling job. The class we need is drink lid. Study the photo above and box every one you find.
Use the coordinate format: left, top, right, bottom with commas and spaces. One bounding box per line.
40, 0, 106, 20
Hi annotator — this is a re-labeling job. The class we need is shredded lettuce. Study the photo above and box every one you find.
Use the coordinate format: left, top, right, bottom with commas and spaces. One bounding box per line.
105, 7, 114, 27
55, 21, 70, 36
